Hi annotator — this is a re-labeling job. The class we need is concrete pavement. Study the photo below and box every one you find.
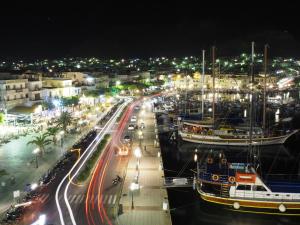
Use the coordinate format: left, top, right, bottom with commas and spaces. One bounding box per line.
117, 102, 172, 225
0, 109, 107, 215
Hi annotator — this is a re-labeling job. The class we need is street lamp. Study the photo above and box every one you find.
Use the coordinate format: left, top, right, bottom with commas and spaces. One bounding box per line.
134, 147, 142, 181
138, 130, 143, 147
130, 182, 139, 210
33, 148, 40, 168
59, 131, 65, 155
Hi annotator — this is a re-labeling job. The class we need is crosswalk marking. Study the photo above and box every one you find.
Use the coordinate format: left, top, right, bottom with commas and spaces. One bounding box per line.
38, 193, 117, 205
112, 195, 117, 204
76, 195, 84, 204
70, 195, 77, 202
103, 195, 108, 204
40, 194, 49, 203
108, 195, 113, 204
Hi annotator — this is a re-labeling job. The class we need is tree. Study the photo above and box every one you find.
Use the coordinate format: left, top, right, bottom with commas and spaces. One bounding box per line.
57, 111, 72, 132
61, 96, 79, 107
45, 127, 60, 144
42, 100, 55, 110
27, 134, 52, 157
0, 113, 5, 124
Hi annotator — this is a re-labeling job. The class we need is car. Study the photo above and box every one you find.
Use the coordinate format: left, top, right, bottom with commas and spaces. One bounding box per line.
140, 122, 145, 129
123, 135, 131, 142
130, 116, 137, 122
128, 124, 135, 130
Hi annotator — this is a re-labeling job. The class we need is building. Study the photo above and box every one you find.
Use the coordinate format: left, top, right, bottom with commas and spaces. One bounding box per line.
0, 79, 29, 110
169, 73, 278, 91
42, 78, 81, 100
60, 72, 95, 86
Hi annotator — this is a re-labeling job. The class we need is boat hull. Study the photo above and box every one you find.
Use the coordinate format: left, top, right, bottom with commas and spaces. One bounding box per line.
179, 130, 298, 146
198, 189, 300, 215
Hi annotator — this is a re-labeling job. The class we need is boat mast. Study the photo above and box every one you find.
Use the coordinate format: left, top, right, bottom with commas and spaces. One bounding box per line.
212, 46, 216, 126
201, 50, 205, 120
263, 44, 268, 134
249, 42, 255, 147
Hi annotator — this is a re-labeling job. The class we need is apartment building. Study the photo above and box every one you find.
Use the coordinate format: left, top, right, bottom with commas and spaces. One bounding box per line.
42, 77, 81, 99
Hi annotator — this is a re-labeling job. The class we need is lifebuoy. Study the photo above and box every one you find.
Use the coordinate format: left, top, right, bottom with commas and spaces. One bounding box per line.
212, 174, 219, 181
207, 158, 213, 164
228, 176, 235, 183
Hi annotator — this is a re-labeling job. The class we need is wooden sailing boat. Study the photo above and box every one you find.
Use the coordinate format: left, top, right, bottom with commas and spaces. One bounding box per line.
179, 44, 298, 146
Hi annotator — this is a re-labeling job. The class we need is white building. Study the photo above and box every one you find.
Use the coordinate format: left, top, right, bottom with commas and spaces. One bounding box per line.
42, 78, 81, 99
60, 72, 95, 86
0, 79, 29, 110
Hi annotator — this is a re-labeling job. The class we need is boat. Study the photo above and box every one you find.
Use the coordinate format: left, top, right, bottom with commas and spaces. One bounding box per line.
179, 45, 298, 146
179, 121, 298, 146
196, 153, 300, 214
194, 43, 300, 215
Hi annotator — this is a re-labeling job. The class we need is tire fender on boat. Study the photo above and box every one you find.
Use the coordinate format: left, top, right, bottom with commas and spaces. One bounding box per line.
221, 158, 227, 164
207, 158, 213, 164
233, 202, 240, 209
228, 176, 235, 183
279, 204, 286, 212
212, 174, 219, 181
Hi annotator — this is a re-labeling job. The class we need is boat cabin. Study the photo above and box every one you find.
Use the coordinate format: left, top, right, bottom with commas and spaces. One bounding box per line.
229, 172, 300, 201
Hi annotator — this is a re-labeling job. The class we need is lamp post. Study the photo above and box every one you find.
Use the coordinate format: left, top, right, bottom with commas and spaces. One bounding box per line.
134, 147, 142, 181
33, 148, 40, 168
60, 131, 64, 155
130, 182, 138, 210
138, 130, 143, 147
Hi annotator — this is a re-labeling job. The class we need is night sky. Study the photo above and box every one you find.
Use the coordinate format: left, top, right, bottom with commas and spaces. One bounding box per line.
1, 2, 300, 60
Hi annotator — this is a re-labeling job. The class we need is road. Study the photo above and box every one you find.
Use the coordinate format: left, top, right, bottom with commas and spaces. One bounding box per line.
78, 99, 140, 225
12, 98, 131, 225
54, 98, 133, 225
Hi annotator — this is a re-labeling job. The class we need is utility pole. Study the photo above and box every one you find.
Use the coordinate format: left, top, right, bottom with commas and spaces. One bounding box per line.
212, 46, 216, 126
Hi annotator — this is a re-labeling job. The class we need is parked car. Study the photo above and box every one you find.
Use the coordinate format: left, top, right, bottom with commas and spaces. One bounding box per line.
123, 135, 131, 142
131, 116, 137, 122
128, 124, 135, 130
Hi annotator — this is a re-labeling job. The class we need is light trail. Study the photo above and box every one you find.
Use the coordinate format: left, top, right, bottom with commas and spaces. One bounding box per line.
55, 98, 130, 225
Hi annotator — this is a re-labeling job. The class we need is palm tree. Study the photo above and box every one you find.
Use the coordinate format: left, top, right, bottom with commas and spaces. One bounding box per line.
45, 127, 60, 144
27, 134, 52, 157
57, 111, 72, 132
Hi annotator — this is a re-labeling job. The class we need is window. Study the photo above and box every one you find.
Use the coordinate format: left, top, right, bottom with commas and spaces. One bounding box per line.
236, 185, 251, 191
252, 185, 267, 191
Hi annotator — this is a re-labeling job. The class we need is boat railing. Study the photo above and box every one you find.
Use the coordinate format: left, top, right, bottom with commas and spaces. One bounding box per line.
199, 171, 231, 184
231, 188, 300, 201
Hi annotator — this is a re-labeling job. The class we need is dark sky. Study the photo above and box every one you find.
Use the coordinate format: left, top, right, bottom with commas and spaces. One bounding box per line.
1, 2, 300, 60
